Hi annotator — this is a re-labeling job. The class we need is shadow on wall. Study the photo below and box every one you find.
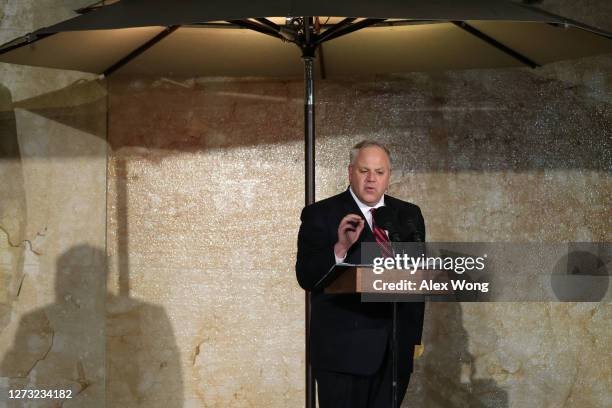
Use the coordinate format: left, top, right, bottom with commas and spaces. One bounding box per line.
13, 78, 108, 141
0, 245, 184, 407
0, 83, 26, 334
408, 303, 508, 408
5, 68, 611, 172
3, 60, 610, 407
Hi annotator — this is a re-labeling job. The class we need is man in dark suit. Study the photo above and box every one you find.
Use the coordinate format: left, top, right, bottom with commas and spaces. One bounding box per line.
296, 140, 425, 408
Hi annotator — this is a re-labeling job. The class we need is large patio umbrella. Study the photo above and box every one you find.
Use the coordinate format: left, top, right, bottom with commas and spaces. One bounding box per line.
1, 1, 611, 406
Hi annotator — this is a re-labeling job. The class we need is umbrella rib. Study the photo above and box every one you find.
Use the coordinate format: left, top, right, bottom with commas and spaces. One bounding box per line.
316, 18, 357, 43
253, 18, 281, 33
0, 33, 55, 56
226, 19, 283, 40
75, 0, 118, 15
452, 21, 540, 69
102, 25, 179, 76
518, 3, 612, 39
316, 18, 386, 44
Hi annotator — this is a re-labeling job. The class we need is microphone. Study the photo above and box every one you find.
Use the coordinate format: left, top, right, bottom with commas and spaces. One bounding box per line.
402, 218, 424, 242
372, 206, 402, 242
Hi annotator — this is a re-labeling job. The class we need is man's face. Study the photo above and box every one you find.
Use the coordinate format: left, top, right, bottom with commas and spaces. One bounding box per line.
348, 146, 391, 206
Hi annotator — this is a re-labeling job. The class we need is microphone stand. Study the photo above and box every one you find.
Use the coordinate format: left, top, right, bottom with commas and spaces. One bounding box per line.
375, 207, 414, 408
392, 297, 398, 408
390, 229, 422, 408
388, 231, 401, 408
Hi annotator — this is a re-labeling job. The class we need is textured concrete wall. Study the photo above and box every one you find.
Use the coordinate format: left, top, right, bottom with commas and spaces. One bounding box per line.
1, 1, 611, 407
0, 1, 106, 407
106, 78, 305, 407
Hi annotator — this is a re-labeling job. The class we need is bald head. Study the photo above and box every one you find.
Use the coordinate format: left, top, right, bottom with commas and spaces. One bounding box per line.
348, 141, 391, 206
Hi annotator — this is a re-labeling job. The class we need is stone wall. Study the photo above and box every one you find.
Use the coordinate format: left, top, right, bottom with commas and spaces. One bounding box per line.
0, 1, 107, 407
0, 1, 610, 407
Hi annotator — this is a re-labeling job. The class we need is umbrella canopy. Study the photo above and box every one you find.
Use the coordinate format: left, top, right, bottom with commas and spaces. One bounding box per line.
1, 0, 611, 77
1, 2, 611, 407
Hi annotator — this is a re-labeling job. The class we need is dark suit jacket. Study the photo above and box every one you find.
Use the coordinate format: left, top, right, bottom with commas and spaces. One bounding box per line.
296, 188, 425, 376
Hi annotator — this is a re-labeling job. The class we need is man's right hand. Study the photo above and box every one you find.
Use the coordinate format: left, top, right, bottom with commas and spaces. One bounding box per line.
334, 214, 365, 258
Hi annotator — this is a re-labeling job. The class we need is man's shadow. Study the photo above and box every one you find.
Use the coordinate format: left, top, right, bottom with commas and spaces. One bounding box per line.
0, 244, 183, 407
406, 303, 509, 408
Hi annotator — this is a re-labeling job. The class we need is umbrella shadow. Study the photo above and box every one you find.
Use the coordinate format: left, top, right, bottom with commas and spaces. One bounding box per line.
0, 244, 184, 407
410, 303, 508, 408
5, 67, 611, 172
320, 67, 611, 172
11, 78, 108, 141
5, 76, 304, 155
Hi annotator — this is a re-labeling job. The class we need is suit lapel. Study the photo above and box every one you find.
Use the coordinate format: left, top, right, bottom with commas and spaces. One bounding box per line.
339, 188, 376, 244
383, 194, 396, 214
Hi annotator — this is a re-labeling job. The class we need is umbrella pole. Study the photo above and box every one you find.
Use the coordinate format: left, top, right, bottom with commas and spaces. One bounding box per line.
303, 17, 316, 408
304, 61, 315, 204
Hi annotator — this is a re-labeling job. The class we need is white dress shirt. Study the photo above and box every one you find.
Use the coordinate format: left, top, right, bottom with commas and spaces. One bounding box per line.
334, 187, 385, 263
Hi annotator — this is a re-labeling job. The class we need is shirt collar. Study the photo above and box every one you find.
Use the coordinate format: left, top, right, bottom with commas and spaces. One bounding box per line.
349, 186, 385, 212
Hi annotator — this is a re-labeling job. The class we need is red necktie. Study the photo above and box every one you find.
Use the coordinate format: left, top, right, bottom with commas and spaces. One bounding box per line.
370, 208, 393, 258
